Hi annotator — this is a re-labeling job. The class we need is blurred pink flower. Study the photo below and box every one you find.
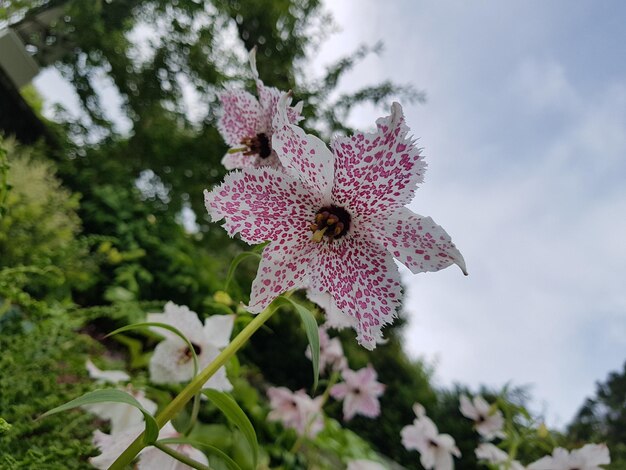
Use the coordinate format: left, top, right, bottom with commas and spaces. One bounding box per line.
148, 302, 234, 391
205, 96, 465, 349
90, 422, 207, 470
476, 443, 525, 470
305, 326, 347, 374
459, 394, 505, 441
267, 386, 324, 437
218, 47, 303, 170
401, 403, 461, 470
330, 365, 385, 420
527, 444, 610, 470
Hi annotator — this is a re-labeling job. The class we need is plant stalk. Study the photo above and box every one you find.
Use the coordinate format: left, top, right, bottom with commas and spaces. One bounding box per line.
108, 304, 278, 469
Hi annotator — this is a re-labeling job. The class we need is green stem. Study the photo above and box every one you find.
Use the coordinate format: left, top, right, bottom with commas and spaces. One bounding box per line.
108, 304, 278, 469
153, 441, 211, 470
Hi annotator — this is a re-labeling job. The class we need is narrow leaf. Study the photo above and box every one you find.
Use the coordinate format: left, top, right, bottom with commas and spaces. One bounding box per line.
201, 390, 258, 468
279, 296, 320, 391
224, 252, 261, 290
107, 322, 199, 377
39, 389, 159, 444
158, 438, 242, 470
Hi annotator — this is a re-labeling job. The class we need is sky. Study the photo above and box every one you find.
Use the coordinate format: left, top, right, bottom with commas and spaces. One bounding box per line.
313, 0, 626, 426
30, 1, 626, 427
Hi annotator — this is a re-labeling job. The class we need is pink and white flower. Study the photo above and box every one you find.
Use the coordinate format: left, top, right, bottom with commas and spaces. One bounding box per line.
267, 386, 324, 437
527, 444, 610, 470
401, 403, 461, 470
205, 96, 466, 349
330, 365, 385, 420
305, 325, 348, 374
148, 302, 234, 391
476, 443, 525, 470
218, 47, 303, 170
459, 394, 505, 440
90, 422, 208, 469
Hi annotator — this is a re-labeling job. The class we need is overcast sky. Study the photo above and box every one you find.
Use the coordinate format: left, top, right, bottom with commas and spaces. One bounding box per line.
32, 1, 626, 428
314, 0, 626, 426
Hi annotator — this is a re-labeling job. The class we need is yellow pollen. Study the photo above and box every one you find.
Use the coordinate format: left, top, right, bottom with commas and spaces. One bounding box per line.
311, 226, 329, 243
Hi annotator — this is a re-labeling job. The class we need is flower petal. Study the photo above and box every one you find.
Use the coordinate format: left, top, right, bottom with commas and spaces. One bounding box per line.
272, 94, 335, 198
221, 150, 282, 171
374, 207, 467, 275
331, 102, 426, 218
311, 231, 403, 349
147, 302, 206, 345
205, 167, 320, 245
203, 314, 235, 349
217, 89, 261, 147
247, 233, 315, 313
306, 290, 357, 330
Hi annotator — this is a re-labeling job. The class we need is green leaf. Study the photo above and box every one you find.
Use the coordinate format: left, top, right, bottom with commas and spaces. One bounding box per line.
38, 389, 159, 444
224, 251, 261, 291
107, 321, 199, 377
278, 296, 320, 391
158, 438, 242, 470
201, 390, 258, 468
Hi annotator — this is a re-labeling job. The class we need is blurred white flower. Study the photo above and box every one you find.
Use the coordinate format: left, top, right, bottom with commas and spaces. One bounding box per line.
305, 326, 348, 375
401, 403, 461, 470
83, 384, 157, 434
527, 443, 610, 470
346, 459, 388, 470
85, 359, 129, 383
476, 443, 525, 470
330, 365, 385, 420
267, 386, 324, 437
148, 302, 234, 391
90, 422, 207, 470
459, 394, 505, 440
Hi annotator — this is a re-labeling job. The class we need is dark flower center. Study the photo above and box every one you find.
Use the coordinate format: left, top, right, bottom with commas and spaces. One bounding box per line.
183, 343, 202, 359
428, 439, 439, 448
241, 133, 271, 159
309, 205, 351, 242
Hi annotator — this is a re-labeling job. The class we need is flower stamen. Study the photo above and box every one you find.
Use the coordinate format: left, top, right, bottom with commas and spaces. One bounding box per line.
240, 133, 271, 159
309, 205, 351, 242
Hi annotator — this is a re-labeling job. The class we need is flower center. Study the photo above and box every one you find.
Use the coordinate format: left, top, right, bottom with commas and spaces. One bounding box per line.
241, 133, 271, 159
309, 206, 351, 243
180, 343, 202, 363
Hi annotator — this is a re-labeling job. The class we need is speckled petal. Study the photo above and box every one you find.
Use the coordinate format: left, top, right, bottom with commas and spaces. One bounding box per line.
217, 89, 261, 147
204, 167, 321, 245
248, 233, 315, 313
311, 231, 403, 349
306, 290, 357, 330
374, 207, 467, 275
272, 95, 335, 199
331, 102, 426, 218
221, 150, 282, 171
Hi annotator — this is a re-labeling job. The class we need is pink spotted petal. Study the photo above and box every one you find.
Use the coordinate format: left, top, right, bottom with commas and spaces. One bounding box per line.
217, 89, 262, 147
204, 167, 321, 245
374, 207, 467, 275
272, 94, 335, 199
331, 102, 426, 219
311, 230, 403, 349
247, 233, 315, 313
221, 150, 282, 171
